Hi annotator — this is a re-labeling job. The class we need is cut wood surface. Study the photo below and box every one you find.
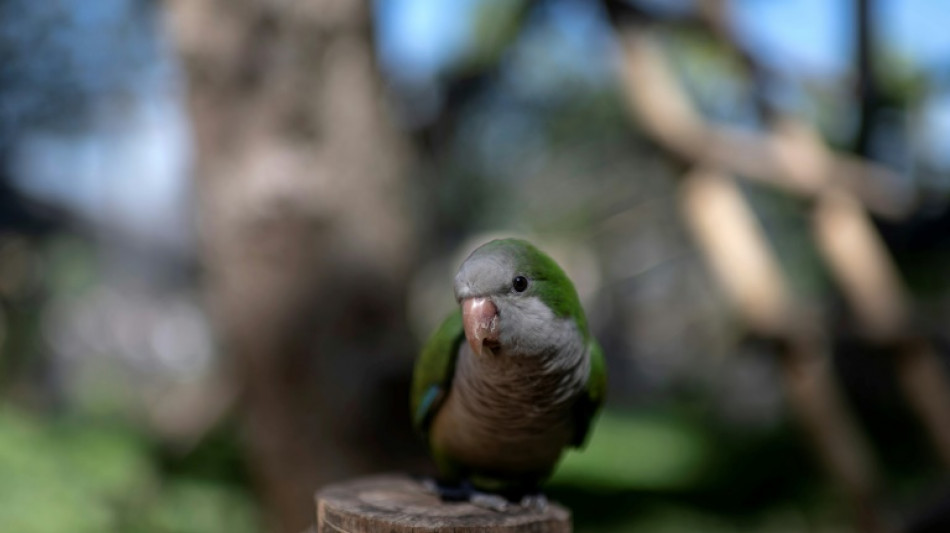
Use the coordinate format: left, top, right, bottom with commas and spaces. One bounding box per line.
315, 475, 571, 532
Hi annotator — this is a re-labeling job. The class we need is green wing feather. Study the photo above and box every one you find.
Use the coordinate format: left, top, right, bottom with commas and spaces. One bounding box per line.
410, 309, 465, 436
572, 338, 607, 448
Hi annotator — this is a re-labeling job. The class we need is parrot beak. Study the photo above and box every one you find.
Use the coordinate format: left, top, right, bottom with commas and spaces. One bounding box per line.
461, 297, 500, 356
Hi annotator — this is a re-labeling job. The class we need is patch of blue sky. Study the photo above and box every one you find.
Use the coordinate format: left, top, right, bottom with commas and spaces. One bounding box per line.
733, 0, 950, 76
542, 0, 615, 85
923, 97, 950, 169
6, 0, 192, 250
732, 0, 854, 76
71, 0, 127, 27
502, 0, 614, 100
378, 0, 950, 81
880, 0, 950, 69
375, 0, 481, 82
376, 0, 615, 86
729, 0, 950, 169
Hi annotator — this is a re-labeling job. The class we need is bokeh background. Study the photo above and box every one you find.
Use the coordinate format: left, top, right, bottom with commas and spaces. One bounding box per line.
2, 0, 950, 532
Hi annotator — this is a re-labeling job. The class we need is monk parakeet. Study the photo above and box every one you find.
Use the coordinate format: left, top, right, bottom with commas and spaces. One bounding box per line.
411, 238, 606, 509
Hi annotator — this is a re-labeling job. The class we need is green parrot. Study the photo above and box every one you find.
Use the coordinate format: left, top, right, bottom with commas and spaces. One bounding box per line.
411, 238, 606, 509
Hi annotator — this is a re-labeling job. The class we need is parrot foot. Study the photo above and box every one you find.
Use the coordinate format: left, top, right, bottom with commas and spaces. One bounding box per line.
420, 478, 513, 512
468, 491, 513, 512
420, 477, 441, 495
468, 490, 549, 512
519, 492, 548, 511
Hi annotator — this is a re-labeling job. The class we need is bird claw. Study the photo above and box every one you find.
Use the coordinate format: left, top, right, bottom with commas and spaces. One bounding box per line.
519, 493, 548, 511
421, 478, 475, 502
469, 492, 512, 512
420, 477, 441, 495
420, 478, 525, 512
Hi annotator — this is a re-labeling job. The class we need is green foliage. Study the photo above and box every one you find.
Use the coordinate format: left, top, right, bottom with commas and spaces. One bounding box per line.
43, 236, 100, 297
0, 408, 149, 533
135, 480, 259, 533
464, 0, 530, 72
549, 408, 848, 532
0, 408, 260, 533
552, 410, 714, 491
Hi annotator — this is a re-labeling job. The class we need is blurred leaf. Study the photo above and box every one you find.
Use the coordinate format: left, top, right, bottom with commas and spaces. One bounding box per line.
43, 236, 98, 296
0, 408, 144, 533
464, 0, 530, 71
53, 422, 153, 498
137, 479, 260, 533
552, 410, 715, 491
0, 407, 260, 533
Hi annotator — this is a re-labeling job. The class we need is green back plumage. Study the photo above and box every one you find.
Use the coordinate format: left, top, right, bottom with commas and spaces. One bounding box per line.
411, 309, 464, 435
574, 337, 607, 447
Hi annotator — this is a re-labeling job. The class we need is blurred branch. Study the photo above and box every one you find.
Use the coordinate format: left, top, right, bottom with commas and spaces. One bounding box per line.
606, 6, 914, 219
609, 0, 950, 508
854, 0, 879, 157
679, 169, 892, 533
779, 336, 894, 533
813, 190, 910, 340
896, 340, 950, 469
815, 192, 950, 466
812, 2, 950, 471
606, 3, 903, 528
700, 0, 950, 474
679, 169, 789, 335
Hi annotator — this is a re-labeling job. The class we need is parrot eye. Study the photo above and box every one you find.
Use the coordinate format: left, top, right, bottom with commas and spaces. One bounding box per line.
512, 276, 529, 292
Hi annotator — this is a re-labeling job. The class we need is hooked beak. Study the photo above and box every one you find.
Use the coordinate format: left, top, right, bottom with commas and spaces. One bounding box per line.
461, 297, 499, 356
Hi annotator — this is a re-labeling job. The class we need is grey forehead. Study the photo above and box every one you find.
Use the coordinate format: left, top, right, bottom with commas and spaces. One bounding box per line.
454, 249, 518, 300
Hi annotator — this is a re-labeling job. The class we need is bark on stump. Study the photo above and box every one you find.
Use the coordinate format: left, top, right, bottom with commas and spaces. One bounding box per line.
315, 475, 571, 532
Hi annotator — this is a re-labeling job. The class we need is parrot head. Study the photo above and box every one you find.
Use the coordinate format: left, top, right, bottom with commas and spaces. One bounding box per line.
454, 238, 588, 358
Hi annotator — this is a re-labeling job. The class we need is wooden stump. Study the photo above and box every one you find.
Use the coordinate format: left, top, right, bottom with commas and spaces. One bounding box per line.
315, 474, 571, 532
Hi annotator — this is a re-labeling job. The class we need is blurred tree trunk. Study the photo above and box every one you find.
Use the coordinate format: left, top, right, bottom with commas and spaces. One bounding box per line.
165, 1, 420, 531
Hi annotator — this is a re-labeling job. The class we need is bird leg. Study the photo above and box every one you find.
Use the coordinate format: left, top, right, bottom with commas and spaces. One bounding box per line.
518, 491, 548, 511
420, 478, 514, 512
469, 490, 513, 512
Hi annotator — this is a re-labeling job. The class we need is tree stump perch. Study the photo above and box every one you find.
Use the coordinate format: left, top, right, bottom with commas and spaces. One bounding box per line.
315, 475, 571, 532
